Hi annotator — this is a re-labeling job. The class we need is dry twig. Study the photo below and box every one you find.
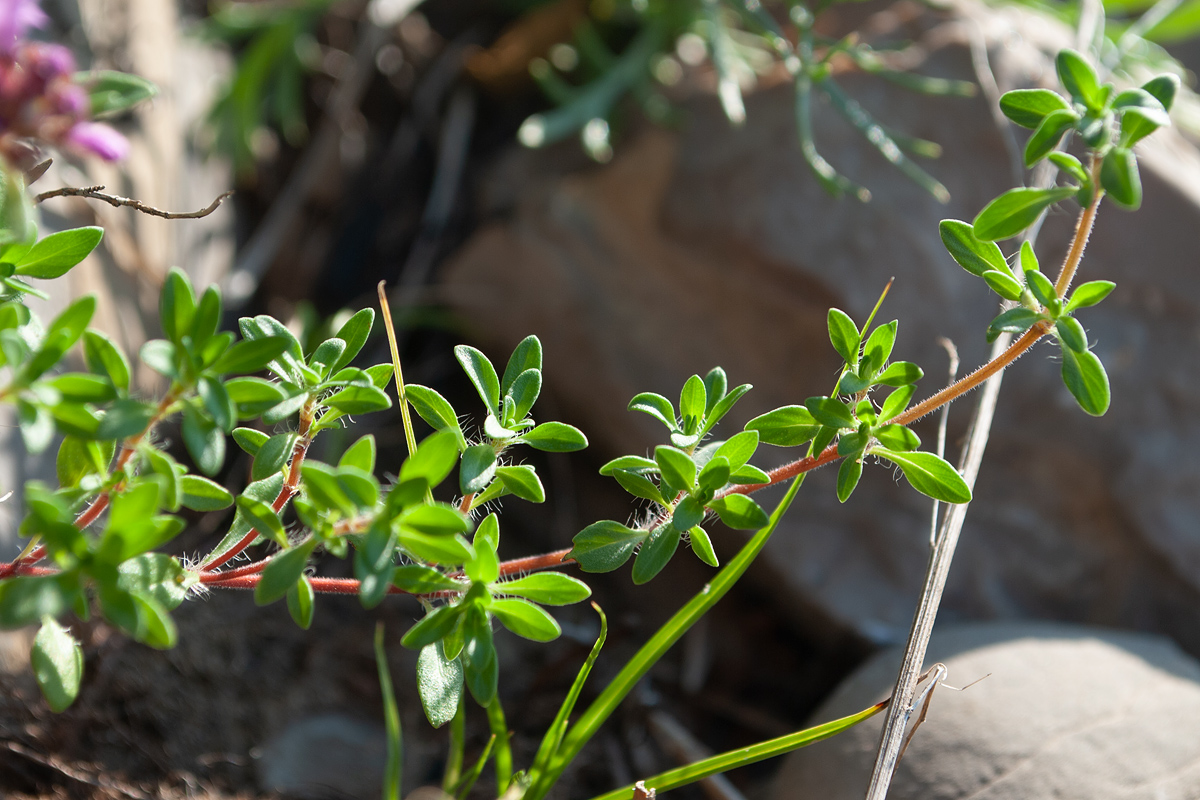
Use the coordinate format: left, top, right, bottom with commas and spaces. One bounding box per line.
34, 186, 234, 220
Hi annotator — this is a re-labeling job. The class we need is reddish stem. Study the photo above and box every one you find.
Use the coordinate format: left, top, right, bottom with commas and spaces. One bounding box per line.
200, 409, 314, 571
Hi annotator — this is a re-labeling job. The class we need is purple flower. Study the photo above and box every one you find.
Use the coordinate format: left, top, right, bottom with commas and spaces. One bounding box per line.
66, 121, 129, 161
0, 0, 47, 56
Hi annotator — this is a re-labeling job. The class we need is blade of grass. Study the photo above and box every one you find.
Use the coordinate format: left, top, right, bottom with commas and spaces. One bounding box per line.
454, 734, 496, 800
487, 697, 513, 795
525, 472, 809, 800
378, 281, 416, 459
375, 623, 403, 800
442, 697, 466, 793
529, 603, 609, 780
582, 699, 888, 800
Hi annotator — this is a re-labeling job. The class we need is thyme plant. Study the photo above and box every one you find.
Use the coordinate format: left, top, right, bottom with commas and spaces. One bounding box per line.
0, 2, 1178, 797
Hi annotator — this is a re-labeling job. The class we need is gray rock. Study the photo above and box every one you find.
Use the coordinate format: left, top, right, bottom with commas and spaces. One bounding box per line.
256, 713, 388, 799
772, 622, 1200, 799
441, 0, 1200, 652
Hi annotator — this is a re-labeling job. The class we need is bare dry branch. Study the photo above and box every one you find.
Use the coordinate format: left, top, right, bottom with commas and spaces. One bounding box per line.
34, 185, 234, 220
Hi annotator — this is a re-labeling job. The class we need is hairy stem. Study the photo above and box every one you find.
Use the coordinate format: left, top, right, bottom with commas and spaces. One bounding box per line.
1054, 162, 1104, 298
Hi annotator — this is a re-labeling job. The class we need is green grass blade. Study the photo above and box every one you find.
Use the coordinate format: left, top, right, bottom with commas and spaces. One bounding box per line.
583, 700, 888, 800
487, 697, 513, 795
794, 70, 869, 202
454, 734, 496, 800
526, 473, 809, 800
442, 698, 465, 793
374, 623, 403, 800
528, 603, 609, 781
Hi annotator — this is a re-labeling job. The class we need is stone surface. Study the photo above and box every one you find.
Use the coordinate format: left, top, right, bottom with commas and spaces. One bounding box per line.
441, 0, 1200, 652
256, 713, 388, 799
771, 622, 1200, 799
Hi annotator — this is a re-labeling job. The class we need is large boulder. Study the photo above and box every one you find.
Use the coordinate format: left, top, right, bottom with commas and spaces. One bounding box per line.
441, 0, 1200, 653
771, 622, 1200, 799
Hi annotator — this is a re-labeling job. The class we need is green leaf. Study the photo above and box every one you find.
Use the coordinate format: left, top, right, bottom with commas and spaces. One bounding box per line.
199, 376, 237, 433
688, 526, 719, 567
232, 427, 270, 457
417, 641, 464, 728
679, 375, 707, 430
496, 573, 590, 605
1048, 152, 1089, 185
655, 445, 697, 494
190, 287, 222, 348
236, 495, 287, 547
700, 383, 751, 435
255, 539, 316, 605
253, 433, 295, 481
238, 315, 305, 383
331, 436, 375, 477
1060, 346, 1110, 416
78, 69, 158, 117
628, 392, 677, 430
522, 421, 588, 452
804, 397, 855, 430
712, 430, 759, 470
31, 617, 83, 712
871, 447, 972, 503
226, 377, 288, 419
612, 469, 667, 504
702, 367, 728, 415
998, 88, 1071, 128
501, 335, 542, 396
400, 503, 471, 537
455, 345, 501, 414
745, 405, 820, 447
180, 474, 234, 511
1056, 316, 1088, 352
980, 269, 1023, 302
987, 307, 1043, 342
1100, 148, 1142, 210
96, 397, 156, 440
836, 457, 863, 503
507, 368, 542, 423
728, 463, 769, 484
973, 187, 1078, 241
495, 464, 545, 503
827, 308, 861, 365
14, 227, 103, 279
861, 321, 898, 373
392, 565, 464, 594
697, 456, 731, 493
672, 496, 707, 532
0, 575, 73, 629
1025, 269, 1057, 307
404, 384, 466, 449
287, 575, 315, 629
463, 606, 498, 705
1066, 281, 1115, 312
706, 494, 768, 530
324, 384, 392, 415
398, 530, 475, 566
159, 267, 196, 344
138, 339, 177, 379
600, 455, 659, 475
82, 330, 130, 394
55, 437, 108, 488
874, 361, 924, 387
568, 521, 646, 573
117, 553, 192, 610
211, 336, 291, 375
401, 604, 463, 649
1023, 108, 1077, 167
879, 385, 916, 421
398, 430, 459, 488
1056, 49, 1102, 110
182, 406, 225, 475
492, 598, 562, 641
874, 424, 920, 451
309, 338, 346, 376
632, 524, 681, 585
330, 308, 374, 373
